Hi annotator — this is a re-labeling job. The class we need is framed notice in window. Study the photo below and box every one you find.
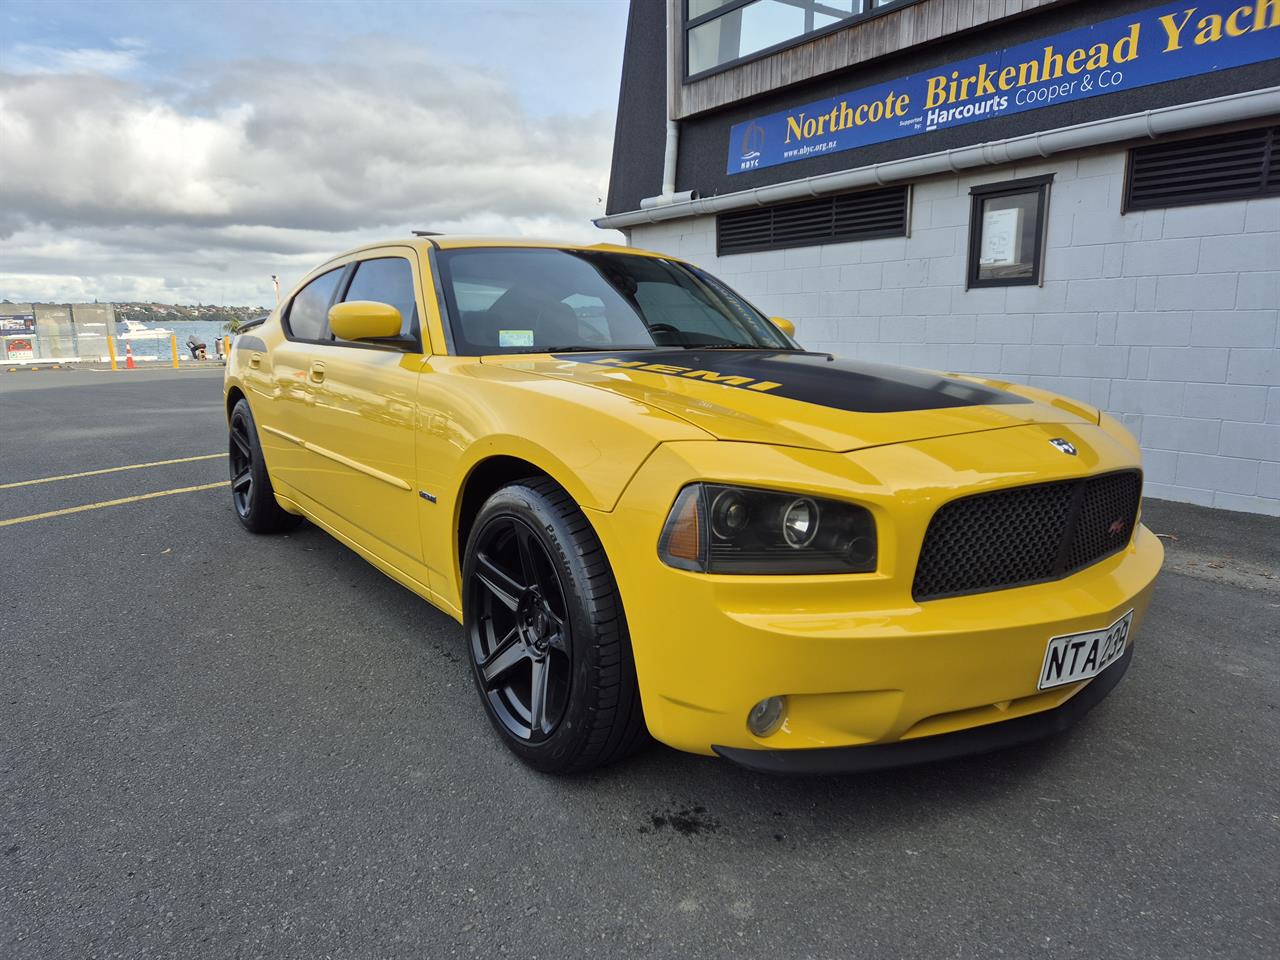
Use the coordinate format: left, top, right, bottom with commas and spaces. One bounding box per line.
967, 175, 1053, 288
980, 208, 1021, 266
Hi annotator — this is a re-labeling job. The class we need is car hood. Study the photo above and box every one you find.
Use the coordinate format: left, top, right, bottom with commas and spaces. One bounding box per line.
479, 350, 1098, 453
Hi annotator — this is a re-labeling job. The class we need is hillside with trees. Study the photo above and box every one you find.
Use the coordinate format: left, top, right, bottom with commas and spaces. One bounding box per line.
114, 302, 269, 326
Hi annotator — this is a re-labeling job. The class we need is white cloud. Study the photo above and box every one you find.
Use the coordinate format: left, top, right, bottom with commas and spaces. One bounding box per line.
0, 40, 621, 305
3, 40, 144, 76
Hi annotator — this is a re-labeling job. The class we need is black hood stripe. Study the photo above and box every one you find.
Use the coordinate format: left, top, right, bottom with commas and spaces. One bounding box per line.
551, 350, 1028, 414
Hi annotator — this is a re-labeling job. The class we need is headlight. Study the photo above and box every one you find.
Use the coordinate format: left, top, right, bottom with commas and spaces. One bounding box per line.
658, 483, 876, 574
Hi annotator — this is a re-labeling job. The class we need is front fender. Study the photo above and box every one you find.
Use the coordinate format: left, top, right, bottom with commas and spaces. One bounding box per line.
418, 356, 712, 611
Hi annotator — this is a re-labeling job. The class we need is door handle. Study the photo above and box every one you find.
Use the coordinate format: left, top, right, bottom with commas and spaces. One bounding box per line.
250, 352, 262, 368
309, 361, 326, 384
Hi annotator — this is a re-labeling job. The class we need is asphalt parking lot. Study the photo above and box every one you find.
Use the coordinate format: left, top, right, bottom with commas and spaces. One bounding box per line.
2, 367, 1277, 960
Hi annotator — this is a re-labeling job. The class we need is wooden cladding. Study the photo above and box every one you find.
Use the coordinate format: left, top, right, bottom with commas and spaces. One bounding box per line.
674, 0, 1069, 118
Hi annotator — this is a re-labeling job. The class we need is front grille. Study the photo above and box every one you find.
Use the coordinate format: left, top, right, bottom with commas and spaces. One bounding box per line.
912, 471, 1142, 602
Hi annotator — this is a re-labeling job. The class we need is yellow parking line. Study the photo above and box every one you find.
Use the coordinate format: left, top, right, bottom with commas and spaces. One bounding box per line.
0, 453, 226, 490
0, 482, 225, 527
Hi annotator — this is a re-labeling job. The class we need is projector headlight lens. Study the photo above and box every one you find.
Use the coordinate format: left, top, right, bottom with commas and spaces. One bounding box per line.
782, 498, 818, 548
658, 483, 876, 574
710, 488, 751, 540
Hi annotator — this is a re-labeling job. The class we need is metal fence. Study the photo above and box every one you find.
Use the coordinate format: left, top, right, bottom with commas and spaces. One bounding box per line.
0, 304, 229, 366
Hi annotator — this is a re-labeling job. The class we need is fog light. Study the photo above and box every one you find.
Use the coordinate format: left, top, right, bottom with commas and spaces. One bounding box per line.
747, 696, 786, 738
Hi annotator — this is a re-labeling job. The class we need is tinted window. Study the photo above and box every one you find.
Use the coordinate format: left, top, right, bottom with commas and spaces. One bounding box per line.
342, 257, 418, 337
435, 248, 793, 356
286, 268, 343, 340
686, 0, 914, 77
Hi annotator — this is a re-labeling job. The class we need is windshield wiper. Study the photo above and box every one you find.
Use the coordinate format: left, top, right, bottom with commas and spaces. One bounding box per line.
537, 345, 619, 353
538, 343, 795, 353
674, 343, 789, 350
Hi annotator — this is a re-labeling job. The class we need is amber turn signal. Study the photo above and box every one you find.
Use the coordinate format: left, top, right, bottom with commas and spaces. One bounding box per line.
658, 485, 705, 570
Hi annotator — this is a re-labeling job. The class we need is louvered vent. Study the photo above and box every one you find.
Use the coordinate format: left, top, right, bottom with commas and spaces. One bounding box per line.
1126, 126, 1279, 212
717, 186, 908, 256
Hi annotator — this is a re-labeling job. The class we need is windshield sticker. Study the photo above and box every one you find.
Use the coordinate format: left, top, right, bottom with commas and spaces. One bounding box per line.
499, 329, 535, 348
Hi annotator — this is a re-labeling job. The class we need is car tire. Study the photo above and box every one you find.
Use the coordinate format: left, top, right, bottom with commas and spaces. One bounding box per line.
228, 398, 302, 534
462, 477, 647, 774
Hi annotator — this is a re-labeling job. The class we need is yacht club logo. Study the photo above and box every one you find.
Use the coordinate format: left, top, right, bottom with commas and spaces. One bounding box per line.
740, 122, 764, 161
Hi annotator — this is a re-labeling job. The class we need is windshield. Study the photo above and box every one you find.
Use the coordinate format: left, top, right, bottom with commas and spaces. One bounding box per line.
435, 247, 795, 355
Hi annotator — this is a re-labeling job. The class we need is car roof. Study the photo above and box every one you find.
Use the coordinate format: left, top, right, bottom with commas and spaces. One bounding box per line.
319, 235, 675, 263
292, 236, 683, 299
431, 235, 665, 254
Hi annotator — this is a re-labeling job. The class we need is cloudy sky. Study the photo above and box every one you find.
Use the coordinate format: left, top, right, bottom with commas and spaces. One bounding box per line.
0, 0, 629, 307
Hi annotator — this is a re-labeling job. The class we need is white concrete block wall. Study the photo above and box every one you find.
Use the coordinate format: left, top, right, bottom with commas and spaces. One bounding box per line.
626, 146, 1280, 516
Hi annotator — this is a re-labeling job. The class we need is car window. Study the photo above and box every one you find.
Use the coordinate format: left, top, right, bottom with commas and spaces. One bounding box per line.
341, 256, 418, 337
435, 248, 793, 355
453, 280, 505, 312
563, 293, 609, 341
634, 281, 743, 342
286, 268, 344, 341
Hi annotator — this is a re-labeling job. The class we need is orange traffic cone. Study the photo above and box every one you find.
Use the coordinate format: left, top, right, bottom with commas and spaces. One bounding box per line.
125, 341, 136, 369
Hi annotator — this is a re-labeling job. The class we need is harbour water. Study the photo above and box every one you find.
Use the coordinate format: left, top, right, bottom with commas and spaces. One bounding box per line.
115, 321, 234, 363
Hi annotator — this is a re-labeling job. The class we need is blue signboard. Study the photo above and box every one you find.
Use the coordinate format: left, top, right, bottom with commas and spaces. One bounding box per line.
728, 0, 1280, 175
0, 313, 36, 334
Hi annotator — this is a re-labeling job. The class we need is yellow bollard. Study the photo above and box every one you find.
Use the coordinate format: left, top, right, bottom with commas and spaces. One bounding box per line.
106, 336, 118, 372
223, 335, 231, 357
170, 334, 180, 368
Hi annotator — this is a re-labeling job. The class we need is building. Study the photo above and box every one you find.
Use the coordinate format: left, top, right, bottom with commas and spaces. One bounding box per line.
598, 0, 1280, 515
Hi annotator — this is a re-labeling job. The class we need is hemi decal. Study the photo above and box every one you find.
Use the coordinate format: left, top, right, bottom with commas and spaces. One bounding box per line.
552, 350, 1030, 414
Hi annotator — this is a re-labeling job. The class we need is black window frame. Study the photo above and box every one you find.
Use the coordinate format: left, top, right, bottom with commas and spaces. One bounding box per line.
283, 256, 425, 353
337, 255, 424, 349
282, 265, 348, 344
1123, 124, 1280, 214
716, 184, 910, 256
966, 174, 1053, 290
684, 0, 926, 82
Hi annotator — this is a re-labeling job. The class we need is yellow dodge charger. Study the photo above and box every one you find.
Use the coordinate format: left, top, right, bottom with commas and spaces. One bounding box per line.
224, 236, 1162, 774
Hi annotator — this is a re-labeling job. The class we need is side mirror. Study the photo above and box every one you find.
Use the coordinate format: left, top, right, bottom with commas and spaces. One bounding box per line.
328, 301, 403, 341
769, 316, 796, 338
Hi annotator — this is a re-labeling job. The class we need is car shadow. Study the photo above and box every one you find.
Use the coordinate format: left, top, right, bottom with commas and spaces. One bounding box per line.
279, 519, 1113, 848
570, 725, 1083, 843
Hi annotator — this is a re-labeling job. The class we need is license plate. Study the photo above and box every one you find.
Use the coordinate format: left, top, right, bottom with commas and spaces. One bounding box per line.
1038, 610, 1133, 690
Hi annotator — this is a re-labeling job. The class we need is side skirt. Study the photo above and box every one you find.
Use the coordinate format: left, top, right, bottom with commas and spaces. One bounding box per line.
272, 485, 463, 623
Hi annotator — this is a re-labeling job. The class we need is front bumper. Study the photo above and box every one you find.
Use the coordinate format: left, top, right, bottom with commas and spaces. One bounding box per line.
586, 427, 1163, 763
713, 644, 1133, 774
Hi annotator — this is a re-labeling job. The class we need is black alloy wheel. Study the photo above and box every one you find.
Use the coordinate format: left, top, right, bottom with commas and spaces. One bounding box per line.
469, 515, 572, 743
229, 413, 255, 518
462, 478, 647, 773
228, 398, 301, 533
